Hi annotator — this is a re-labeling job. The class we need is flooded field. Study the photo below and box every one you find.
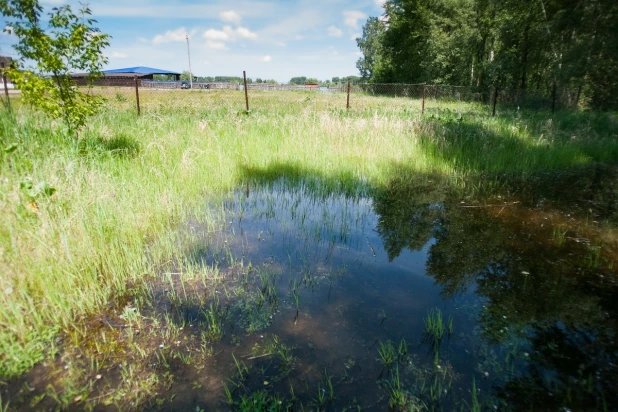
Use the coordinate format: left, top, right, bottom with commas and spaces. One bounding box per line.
5, 167, 618, 411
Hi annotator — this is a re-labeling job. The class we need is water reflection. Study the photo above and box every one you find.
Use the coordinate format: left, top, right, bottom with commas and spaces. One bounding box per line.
372, 168, 618, 409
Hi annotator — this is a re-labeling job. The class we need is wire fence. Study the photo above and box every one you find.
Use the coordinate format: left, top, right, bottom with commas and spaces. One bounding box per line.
0, 71, 581, 117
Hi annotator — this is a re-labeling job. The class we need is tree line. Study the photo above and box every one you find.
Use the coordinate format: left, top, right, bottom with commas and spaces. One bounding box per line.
356, 0, 618, 109
168, 73, 362, 86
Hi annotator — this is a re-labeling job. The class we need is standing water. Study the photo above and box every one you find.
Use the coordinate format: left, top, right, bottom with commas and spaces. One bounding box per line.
167, 168, 617, 410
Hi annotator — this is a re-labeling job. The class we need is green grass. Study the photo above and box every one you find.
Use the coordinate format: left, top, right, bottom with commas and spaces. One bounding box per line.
0, 89, 616, 378
378, 340, 397, 368
424, 308, 446, 343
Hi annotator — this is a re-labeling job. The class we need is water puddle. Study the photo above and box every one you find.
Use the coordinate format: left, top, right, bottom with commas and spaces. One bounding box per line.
6, 168, 618, 411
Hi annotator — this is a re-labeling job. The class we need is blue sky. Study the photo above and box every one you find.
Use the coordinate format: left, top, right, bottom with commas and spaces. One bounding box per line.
1, 0, 387, 82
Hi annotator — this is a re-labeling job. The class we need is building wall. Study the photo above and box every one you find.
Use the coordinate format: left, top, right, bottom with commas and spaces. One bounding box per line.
72, 77, 144, 87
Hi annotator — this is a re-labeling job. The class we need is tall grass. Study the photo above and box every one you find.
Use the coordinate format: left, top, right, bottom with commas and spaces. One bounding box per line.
0, 90, 616, 377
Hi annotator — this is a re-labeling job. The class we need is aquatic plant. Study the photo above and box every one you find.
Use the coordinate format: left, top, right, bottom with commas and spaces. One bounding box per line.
232, 353, 249, 381
202, 301, 224, 341
424, 308, 445, 343
398, 338, 409, 363
378, 340, 397, 368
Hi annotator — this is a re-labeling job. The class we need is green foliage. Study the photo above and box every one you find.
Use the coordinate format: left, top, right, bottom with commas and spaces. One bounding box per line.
19, 177, 55, 199
233, 390, 292, 411
214, 76, 246, 83
289, 76, 307, 85
378, 340, 397, 367
356, 16, 387, 80
2, 0, 110, 133
357, 0, 618, 109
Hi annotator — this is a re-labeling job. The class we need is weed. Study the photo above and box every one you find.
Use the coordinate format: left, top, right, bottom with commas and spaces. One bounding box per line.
201, 301, 224, 341
232, 353, 249, 381
398, 338, 409, 363
378, 340, 397, 368
424, 308, 445, 343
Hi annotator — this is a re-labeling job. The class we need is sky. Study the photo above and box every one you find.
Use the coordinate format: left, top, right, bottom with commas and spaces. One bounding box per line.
1, 0, 387, 82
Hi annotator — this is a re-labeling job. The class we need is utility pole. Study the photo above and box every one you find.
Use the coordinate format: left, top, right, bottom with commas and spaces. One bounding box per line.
186, 34, 193, 89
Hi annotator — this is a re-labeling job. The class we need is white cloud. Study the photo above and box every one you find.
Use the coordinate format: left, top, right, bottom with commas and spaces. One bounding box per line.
204, 60, 210, 65
204, 26, 257, 42
262, 55, 271, 62
328, 26, 343, 37
110, 51, 128, 58
375, 0, 387, 6
200, 25, 257, 51
343, 10, 367, 28
91, 2, 276, 19
350, 33, 360, 41
203, 29, 229, 41
153, 27, 190, 45
275, 41, 286, 47
230, 26, 257, 40
205, 41, 228, 51
220, 10, 241, 25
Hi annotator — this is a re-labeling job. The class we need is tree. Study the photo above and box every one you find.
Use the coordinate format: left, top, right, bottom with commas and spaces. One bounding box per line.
180, 70, 192, 81
356, 0, 618, 109
289, 76, 307, 85
1, 0, 110, 134
356, 17, 387, 81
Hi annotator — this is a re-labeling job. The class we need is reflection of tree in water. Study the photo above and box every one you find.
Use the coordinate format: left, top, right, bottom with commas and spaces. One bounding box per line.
372, 168, 618, 409
498, 321, 618, 410
373, 176, 447, 261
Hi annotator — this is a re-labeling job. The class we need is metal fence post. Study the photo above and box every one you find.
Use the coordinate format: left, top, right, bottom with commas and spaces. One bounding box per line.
1, 62, 10, 112
134, 76, 141, 116
346, 79, 351, 110
243, 71, 250, 112
422, 84, 426, 115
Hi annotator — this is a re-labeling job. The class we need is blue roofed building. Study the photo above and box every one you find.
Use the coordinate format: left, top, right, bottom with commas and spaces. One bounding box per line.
102, 67, 181, 80
71, 66, 182, 86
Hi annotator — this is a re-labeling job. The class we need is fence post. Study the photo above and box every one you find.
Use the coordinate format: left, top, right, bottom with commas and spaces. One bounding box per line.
422, 83, 426, 115
551, 80, 557, 114
346, 79, 351, 110
134, 76, 141, 116
1, 62, 10, 112
243, 70, 250, 112
492, 86, 498, 117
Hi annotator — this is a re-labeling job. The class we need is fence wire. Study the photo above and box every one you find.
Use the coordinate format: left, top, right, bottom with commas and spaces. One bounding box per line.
80, 78, 579, 117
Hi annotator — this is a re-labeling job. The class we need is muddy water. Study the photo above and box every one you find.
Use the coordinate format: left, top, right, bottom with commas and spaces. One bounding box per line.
5, 168, 618, 411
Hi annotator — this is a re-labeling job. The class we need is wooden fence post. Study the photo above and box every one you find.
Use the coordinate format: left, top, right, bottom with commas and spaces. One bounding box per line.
134, 76, 141, 116
551, 80, 557, 113
1, 62, 10, 112
422, 84, 426, 115
346, 79, 351, 110
492, 86, 499, 117
243, 71, 250, 112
